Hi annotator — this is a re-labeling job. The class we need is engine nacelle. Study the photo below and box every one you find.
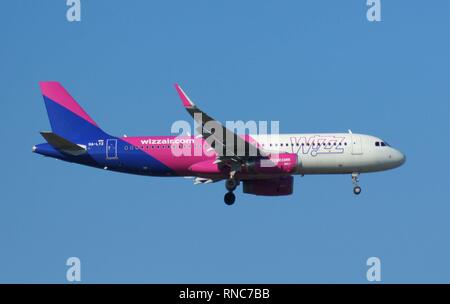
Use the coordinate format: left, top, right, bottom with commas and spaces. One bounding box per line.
243, 153, 301, 174
243, 176, 294, 196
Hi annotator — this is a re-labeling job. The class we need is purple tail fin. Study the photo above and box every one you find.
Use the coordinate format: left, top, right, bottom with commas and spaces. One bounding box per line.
40, 82, 108, 142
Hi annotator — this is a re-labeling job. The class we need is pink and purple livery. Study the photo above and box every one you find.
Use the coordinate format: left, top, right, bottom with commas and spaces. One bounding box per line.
33, 82, 405, 205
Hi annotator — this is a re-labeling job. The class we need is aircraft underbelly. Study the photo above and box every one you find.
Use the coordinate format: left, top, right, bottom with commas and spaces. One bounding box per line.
299, 153, 359, 174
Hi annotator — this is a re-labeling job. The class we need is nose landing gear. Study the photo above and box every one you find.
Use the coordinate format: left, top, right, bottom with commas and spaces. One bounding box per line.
352, 172, 362, 195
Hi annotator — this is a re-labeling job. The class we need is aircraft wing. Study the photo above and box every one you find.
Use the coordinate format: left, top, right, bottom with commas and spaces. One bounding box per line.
174, 84, 268, 165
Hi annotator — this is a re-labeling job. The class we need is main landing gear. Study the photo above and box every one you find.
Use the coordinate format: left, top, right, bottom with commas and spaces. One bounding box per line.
352, 172, 362, 195
224, 191, 236, 205
224, 177, 239, 205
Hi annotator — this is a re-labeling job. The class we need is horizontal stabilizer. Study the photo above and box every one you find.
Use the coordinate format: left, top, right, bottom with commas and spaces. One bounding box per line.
40, 131, 87, 156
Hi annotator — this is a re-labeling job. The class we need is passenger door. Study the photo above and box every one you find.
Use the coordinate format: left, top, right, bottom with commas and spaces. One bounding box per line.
350, 135, 363, 155
106, 139, 118, 159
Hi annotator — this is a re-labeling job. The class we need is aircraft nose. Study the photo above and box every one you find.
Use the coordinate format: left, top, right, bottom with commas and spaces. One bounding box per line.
392, 149, 406, 167
400, 152, 406, 165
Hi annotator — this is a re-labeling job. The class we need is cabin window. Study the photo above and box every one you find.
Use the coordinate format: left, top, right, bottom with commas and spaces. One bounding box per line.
375, 142, 380, 146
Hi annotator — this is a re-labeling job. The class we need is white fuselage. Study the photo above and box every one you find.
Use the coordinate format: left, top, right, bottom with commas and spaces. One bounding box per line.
251, 133, 405, 175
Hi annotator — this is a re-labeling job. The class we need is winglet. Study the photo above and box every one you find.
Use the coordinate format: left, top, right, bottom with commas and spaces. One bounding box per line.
174, 84, 195, 108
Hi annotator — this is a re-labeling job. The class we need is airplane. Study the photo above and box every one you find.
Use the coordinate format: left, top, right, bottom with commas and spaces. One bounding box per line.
33, 82, 406, 205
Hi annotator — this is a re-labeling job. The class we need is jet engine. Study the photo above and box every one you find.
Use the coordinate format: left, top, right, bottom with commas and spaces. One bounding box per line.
243, 176, 294, 196
243, 153, 301, 174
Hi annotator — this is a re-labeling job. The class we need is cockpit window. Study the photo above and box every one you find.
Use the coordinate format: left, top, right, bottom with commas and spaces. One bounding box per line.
376, 140, 391, 147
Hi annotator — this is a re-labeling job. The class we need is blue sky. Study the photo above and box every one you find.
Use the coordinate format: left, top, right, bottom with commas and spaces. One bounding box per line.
1, 0, 449, 283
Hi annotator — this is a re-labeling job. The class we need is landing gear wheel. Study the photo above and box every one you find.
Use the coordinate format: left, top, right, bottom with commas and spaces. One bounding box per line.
225, 179, 238, 191
353, 186, 361, 195
351, 173, 361, 195
224, 192, 236, 205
